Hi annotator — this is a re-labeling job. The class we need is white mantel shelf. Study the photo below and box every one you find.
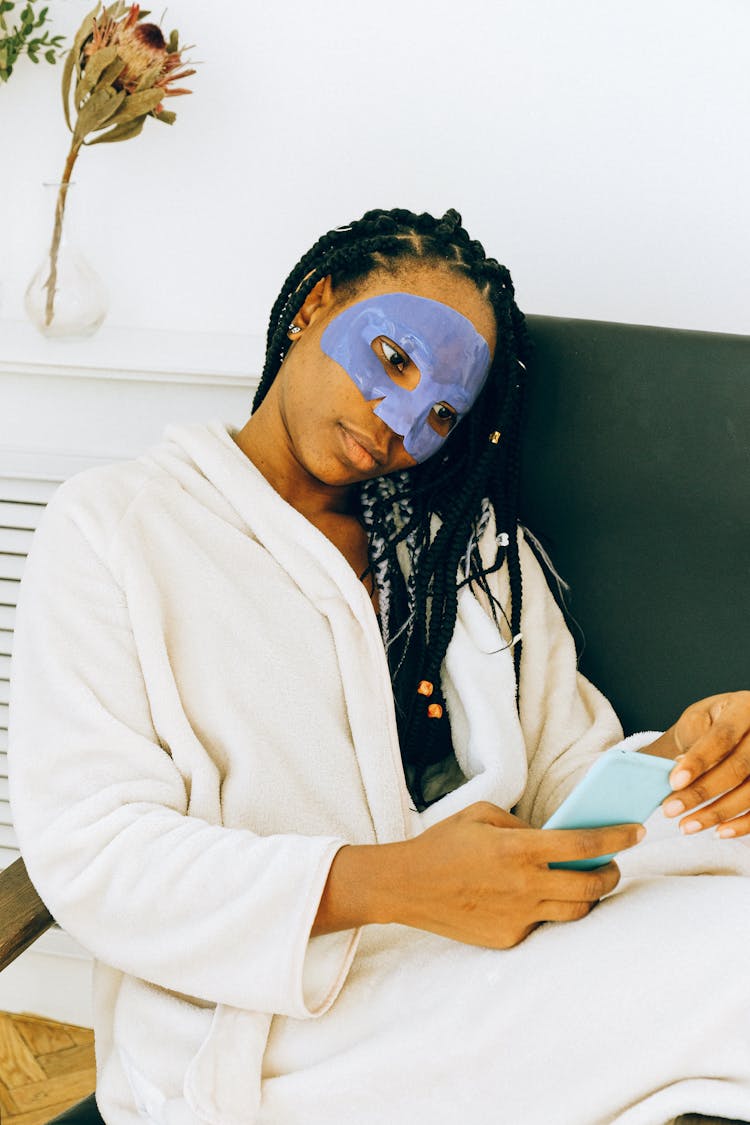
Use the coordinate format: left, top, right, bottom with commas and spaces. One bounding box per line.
0, 318, 265, 385
0, 317, 262, 483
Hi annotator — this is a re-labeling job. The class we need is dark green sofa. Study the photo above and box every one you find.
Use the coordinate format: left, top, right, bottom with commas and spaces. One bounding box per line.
521, 315, 750, 733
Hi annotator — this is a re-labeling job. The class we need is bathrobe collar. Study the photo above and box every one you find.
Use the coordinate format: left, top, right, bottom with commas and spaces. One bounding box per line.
151, 419, 528, 837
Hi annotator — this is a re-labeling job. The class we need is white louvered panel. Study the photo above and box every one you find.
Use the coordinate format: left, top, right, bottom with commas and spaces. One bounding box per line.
0, 527, 34, 555
1, 723, 8, 863
0, 501, 42, 530
0, 821, 18, 850
0, 554, 25, 580
0, 675, 9, 803
0, 579, 20, 606
0, 478, 58, 504
1, 656, 8, 825
0, 479, 54, 873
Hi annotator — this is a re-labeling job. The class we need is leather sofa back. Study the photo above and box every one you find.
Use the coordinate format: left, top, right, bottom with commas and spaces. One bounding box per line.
520, 315, 750, 734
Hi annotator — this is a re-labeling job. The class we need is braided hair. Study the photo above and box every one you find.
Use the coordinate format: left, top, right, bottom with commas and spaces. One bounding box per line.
253, 207, 532, 810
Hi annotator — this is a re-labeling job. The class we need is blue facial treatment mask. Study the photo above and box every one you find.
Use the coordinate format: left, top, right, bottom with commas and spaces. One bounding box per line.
320, 293, 492, 462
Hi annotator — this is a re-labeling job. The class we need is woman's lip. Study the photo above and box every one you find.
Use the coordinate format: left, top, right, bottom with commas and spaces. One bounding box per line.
338, 424, 385, 469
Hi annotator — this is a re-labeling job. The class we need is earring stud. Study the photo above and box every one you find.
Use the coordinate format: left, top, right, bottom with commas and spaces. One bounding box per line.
288, 324, 302, 335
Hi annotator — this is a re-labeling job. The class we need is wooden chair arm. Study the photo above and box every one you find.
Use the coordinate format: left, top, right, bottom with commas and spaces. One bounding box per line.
0, 856, 54, 971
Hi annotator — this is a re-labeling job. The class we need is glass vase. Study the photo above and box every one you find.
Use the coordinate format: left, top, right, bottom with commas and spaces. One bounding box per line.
24, 181, 109, 339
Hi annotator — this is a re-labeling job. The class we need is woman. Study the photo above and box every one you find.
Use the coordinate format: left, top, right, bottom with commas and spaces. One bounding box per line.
9, 208, 750, 1125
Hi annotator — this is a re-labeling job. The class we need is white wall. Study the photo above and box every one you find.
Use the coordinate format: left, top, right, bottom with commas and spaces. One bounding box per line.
1, 0, 749, 339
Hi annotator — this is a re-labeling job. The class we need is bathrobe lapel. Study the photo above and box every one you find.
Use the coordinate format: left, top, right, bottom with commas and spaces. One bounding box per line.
160, 421, 529, 837
161, 420, 412, 846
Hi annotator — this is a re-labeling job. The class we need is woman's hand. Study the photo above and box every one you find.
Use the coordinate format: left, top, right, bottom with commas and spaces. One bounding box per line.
647, 691, 750, 838
314, 803, 644, 950
388, 804, 641, 949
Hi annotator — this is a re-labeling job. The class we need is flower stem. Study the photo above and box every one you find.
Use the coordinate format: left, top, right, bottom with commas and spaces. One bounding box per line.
44, 142, 83, 328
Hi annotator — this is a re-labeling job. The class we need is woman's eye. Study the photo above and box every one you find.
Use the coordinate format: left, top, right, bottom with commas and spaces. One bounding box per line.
381, 340, 407, 374
430, 403, 458, 432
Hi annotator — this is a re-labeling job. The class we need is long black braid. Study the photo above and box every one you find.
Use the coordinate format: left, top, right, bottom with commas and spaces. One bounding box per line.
253, 207, 532, 810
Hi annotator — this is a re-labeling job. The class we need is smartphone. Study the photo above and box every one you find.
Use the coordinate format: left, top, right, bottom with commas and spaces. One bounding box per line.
542, 746, 674, 869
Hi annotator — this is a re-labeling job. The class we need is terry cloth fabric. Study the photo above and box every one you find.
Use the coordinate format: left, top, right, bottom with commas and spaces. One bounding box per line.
8, 419, 750, 1125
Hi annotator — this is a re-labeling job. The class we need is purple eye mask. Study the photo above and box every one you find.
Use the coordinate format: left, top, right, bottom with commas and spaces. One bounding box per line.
320, 292, 491, 462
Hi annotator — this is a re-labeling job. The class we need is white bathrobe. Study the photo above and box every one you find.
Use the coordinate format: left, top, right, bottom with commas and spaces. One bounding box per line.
8, 420, 750, 1125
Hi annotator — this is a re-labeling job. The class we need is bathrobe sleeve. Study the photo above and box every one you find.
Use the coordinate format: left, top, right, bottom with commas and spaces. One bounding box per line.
507, 533, 660, 827
8, 474, 357, 1019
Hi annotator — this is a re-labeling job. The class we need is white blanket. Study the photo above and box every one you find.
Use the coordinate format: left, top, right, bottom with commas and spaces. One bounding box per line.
9, 420, 750, 1124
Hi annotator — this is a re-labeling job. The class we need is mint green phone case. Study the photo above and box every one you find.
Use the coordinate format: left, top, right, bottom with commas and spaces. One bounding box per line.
543, 747, 674, 869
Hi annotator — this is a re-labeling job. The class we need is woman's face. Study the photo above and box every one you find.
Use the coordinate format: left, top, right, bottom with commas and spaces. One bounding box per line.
267, 263, 497, 488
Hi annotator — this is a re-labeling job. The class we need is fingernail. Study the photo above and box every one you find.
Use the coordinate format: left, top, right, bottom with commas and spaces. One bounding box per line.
663, 799, 685, 817
670, 769, 691, 789
681, 819, 703, 835
717, 826, 736, 839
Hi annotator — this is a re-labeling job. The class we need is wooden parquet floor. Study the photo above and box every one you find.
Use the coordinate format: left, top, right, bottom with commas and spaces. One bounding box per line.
0, 1011, 95, 1125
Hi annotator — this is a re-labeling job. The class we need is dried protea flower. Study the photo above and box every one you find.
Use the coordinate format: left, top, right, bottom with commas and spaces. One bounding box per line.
38, 2, 196, 328
81, 4, 195, 117
63, 1, 196, 139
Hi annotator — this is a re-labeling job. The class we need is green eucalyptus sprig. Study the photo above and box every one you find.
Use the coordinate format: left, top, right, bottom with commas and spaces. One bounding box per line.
41, 1, 195, 327
0, 1, 66, 84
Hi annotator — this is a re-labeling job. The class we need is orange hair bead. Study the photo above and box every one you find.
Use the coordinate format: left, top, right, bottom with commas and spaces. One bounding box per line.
427, 703, 443, 720
417, 680, 434, 697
